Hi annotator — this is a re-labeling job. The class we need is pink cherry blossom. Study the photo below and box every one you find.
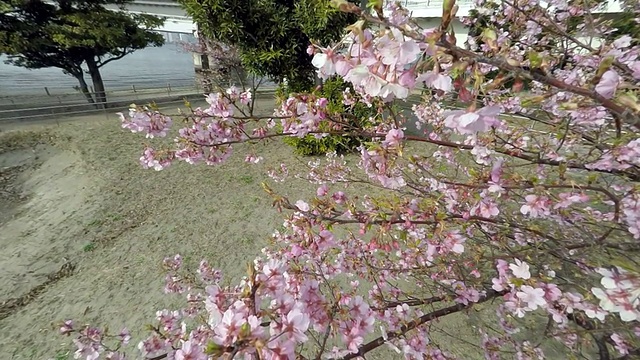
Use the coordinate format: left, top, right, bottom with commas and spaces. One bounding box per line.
311, 52, 336, 80
595, 70, 620, 99
280, 305, 310, 342
516, 286, 547, 311
295, 200, 310, 212
60, 320, 74, 335
520, 195, 550, 218
239, 90, 252, 105
509, 259, 531, 280
417, 71, 453, 92
120, 108, 172, 138
175, 341, 207, 360
471, 199, 500, 218
442, 106, 502, 134
317, 184, 328, 196
384, 128, 404, 147
378, 28, 421, 66
611, 333, 630, 356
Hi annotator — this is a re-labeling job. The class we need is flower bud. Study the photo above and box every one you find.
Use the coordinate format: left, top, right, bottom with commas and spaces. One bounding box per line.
345, 20, 366, 43
239, 322, 251, 338
592, 56, 615, 84
506, 58, 520, 67
616, 92, 640, 112
512, 78, 524, 92
527, 51, 542, 68
441, 0, 456, 28
204, 341, 223, 356
482, 29, 498, 50
330, 0, 356, 12
559, 102, 579, 110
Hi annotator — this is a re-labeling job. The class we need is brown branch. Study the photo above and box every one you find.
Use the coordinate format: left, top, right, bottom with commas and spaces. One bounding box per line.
315, 308, 337, 360
513, 111, 611, 151
566, 313, 610, 360
180, 124, 640, 181
444, 45, 638, 129
279, 198, 560, 242
337, 290, 506, 360
403, 135, 640, 181
372, 295, 445, 311
97, 48, 130, 68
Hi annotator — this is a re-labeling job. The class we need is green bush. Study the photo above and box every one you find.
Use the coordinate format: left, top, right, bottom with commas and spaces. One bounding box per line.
281, 77, 376, 156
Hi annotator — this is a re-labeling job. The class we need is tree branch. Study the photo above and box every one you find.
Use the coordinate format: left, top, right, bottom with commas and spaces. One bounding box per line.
336, 290, 506, 360
566, 313, 610, 360
371, 295, 446, 311
97, 48, 130, 68
180, 121, 640, 181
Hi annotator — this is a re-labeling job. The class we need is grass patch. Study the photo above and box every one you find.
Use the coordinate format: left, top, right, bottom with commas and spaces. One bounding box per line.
0, 130, 62, 155
52, 350, 70, 360
239, 174, 254, 184
83, 242, 97, 252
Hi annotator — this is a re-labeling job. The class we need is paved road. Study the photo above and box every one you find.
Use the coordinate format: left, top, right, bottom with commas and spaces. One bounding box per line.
0, 86, 277, 122
0, 92, 279, 131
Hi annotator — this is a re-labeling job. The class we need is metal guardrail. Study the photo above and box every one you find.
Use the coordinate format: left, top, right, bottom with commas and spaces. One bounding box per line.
0, 88, 200, 122
0, 81, 199, 108
0, 97, 198, 124
1, 73, 277, 104
0, 82, 278, 123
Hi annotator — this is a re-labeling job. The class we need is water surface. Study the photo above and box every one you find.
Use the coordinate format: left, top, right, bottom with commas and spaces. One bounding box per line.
0, 43, 196, 97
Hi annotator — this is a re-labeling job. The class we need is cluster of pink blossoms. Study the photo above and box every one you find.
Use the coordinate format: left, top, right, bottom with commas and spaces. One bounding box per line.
274, 95, 329, 137
119, 108, 172, 139
120, 90, 330, 169
591, 267, 640, 322
309, 25, 451, 102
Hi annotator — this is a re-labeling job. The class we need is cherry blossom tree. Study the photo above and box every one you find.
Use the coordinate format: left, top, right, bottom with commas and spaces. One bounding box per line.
60, 0, 640, 359
179, 32, 255, 94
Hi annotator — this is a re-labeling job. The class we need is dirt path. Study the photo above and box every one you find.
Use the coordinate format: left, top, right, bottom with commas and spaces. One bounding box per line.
0, 144, 93, 301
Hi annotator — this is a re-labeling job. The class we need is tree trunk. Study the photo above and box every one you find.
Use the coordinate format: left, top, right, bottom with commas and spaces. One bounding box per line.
85, 57, 107, 108
73, 72, 95, 106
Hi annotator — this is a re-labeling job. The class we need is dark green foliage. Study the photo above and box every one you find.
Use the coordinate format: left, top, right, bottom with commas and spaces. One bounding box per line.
608, 12, 640, 45
178, 0, 359, 93
0, 0, 164, 104
283, 76, 376, 156
178, 0, 365, 155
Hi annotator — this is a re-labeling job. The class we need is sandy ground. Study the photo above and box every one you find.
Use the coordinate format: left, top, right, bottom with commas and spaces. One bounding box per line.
0, 97, 577, 360
0, 97, 322, 359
